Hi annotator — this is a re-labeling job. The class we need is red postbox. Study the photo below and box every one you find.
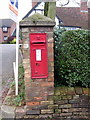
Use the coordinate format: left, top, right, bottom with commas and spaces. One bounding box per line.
30, 33, 48, 78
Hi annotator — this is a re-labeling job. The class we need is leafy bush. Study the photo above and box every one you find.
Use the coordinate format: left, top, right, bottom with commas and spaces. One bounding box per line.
10, 38, 16, 44
54, 29, 90, 87
1, 37, 16, 44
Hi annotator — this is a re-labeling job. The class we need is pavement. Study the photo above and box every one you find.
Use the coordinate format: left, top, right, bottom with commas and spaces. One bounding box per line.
1, 44, 16, 101
0, 44, 22, 119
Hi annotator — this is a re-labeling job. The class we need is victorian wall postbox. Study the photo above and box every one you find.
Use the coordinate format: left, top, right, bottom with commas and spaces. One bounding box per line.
30, 33, 48, 78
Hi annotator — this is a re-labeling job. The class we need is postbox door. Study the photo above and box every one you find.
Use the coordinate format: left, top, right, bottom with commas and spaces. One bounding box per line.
30, 33, 48, 78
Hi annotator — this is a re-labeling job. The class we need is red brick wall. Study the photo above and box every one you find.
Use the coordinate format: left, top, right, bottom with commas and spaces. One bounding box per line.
88, 8, 90, 30
0, 28, 3, 43
0, 22, 16, 43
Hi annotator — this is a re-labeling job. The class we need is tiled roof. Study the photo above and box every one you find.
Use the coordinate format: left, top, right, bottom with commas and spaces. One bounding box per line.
0, 19, 14, 27
56, 7, 88, 29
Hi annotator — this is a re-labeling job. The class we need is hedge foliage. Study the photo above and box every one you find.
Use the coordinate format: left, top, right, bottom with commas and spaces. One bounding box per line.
54, 29, 90, 87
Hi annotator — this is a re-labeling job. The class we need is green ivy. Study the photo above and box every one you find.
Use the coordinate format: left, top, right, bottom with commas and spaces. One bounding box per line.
54, 29, 90, 87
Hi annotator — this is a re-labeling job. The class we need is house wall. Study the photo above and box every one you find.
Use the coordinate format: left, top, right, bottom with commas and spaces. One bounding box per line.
88, 8, 90, 30
0, 28, 3, 43
0, 22, 16, 43
80, 1, 88, 29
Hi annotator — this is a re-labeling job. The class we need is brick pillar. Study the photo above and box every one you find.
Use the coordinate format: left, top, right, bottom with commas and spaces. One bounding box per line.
20, 13, 55, 116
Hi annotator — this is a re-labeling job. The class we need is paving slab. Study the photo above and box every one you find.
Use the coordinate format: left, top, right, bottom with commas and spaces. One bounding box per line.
1, 105, 16, 119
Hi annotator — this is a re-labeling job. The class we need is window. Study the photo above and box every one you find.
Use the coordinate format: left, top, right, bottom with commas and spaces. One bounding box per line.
4, 36, 8, 41
2, 26, 8, 33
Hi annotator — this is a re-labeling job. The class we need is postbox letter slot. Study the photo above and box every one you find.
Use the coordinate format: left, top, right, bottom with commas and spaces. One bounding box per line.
31, 42, 45, 44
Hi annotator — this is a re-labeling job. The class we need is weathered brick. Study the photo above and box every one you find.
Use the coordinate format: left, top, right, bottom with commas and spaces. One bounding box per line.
54, 88, 61, 95
73, 95, 79, 99
26, 87, 47, 97
33, 97, 44, 101
83, 88, 90, 95
48, 38, 54, 43
53, 96, 62, 101
48, 77, 54, 82
48, 43, 54, 48
26, 102, 40, 106
53, 114, 59, 118
62, 108, 82, 113
75, 87, 83, 95
41, 101, 53, 105
59, 104, 71, 109
23, 51, 30, 59
47, 96, 54, 101
72, 115, 89, 119
48, 62, 54, 67
48, 104, 58, 109
34, 78, 46, 82
26, 110, 40, 115
47, 87, 54, 95
39, 114, 53, 118
48, 72, 54, 77
23, 59, 30, 64
61, 95, 72, 100
55, 100, 68, 105
41, 109, 53, 114
48, 57, 54, 62
26, 96, 47, 102
55, 87, 68, 96
32, 105, 48, 110
15, 107, 26, 118
21, 33, 29, 38
60, 113, 72, 116
24, 115, 39, 119
73, 112, 89, 116
69, 99, 80, 104
25, 69, 30, 74
40, 82, 54, 87
21, 28, 28, 33
23, 63, 30, 69
67, 87, 75, 95
25, 78, 31, 83
48, 66, 54, 72
55, 109, 61, 114
24, 73, 30, 79
62, 109, 69, 113
69, 108, 82, 112
71, 104, 79, 108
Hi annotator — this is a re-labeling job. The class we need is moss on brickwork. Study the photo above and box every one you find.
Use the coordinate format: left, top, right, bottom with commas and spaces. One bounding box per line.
21, 13, 53, 23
